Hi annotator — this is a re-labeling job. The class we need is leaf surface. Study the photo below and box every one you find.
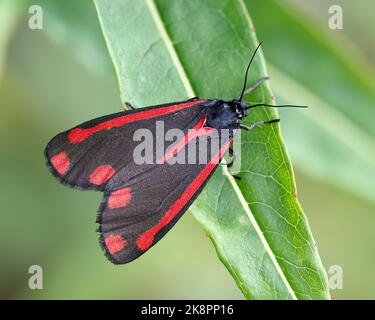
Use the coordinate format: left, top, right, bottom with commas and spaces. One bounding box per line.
94, 0, 329, 299
247, 0, 375, 203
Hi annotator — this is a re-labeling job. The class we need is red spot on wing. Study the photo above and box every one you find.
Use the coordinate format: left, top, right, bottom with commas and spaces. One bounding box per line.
68, 100, 205, 143
89, 165, 116, 185
50, 151, 70, 175
108, 187, 132, 209
136, 140, 231, 251
68, 128, 86, 144
156, 117, 214, 164
104, 234, 126, 254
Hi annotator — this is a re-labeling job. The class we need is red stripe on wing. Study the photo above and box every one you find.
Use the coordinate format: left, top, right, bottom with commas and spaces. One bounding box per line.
68, 100, 205, 143
136, 139, 232, 251
156, 117, 214, 164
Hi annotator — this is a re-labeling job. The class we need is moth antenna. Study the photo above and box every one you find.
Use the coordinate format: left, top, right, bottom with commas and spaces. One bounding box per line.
246, 103, 308, 110
238, 42, 263, 101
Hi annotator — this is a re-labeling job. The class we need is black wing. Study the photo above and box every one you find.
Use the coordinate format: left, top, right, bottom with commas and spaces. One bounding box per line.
45, 98, 232, 264
45, 99, 207, 190
98, 128, 232, 264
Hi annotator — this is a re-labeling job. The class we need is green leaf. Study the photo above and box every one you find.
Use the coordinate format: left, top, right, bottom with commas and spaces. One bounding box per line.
94, 0, 329, 299
247, 0, 375, 204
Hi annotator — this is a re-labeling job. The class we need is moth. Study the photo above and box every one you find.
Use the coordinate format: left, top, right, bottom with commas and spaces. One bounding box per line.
45, 43, 305, 264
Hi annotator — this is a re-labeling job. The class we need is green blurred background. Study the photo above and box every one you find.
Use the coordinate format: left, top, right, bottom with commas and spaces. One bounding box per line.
0, 0, 374, 299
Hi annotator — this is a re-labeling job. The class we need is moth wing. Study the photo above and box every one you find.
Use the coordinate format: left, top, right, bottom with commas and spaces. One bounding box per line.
44, 99, 206, 191
98, 128, 232, 264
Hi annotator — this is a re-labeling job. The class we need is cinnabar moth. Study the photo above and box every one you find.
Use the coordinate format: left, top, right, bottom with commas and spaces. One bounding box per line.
45, 43, 306, 264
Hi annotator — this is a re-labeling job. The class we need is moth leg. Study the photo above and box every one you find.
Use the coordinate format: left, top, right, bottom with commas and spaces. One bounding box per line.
124, 101, 136, 110
233, 173, 241, 180
243, 76, 270, 96
239, 118, 280, 131
186, 96, 200, 102
225, 147, 237, 168
223, 147, 241, 180
227, 167, 241, 180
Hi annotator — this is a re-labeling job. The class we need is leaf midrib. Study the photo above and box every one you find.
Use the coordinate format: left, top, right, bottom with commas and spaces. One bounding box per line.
145, 0, 298, 300
146, 0, 195, 98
